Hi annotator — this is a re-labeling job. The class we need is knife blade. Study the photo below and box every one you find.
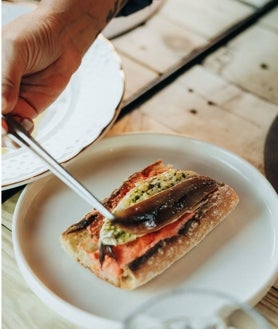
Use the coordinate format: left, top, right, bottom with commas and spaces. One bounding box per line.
3, 114, 115, 219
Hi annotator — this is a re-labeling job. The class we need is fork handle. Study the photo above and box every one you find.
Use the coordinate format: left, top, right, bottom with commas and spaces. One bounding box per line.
3, 114, 114, 219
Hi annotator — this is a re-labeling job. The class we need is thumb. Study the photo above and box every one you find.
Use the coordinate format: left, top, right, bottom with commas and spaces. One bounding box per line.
2, 70, 21, 115
1, 36, 23, 115
2, 65, 35, 135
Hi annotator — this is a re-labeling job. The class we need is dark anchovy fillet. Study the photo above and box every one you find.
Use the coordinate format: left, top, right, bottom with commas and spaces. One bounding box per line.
128, 213, 203, 272
128, 240, 166, 272
113, 176, 220, 235
99, 242, 106, 266
99, 243, 116, 266
65, 213, 99, 233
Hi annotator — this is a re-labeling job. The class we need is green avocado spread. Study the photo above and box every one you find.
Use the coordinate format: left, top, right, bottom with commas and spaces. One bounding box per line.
100, 169, 195, 246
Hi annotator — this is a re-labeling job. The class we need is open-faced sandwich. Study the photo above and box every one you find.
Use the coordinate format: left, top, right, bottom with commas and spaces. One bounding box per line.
60, 160, 239, 290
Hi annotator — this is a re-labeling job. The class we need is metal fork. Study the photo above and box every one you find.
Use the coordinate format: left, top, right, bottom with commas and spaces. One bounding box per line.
3, 114, 115, 219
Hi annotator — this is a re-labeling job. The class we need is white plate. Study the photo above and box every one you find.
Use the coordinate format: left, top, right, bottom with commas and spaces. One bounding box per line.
2, 2, 125, 190
12, 133, 278, 329
2, 1, 37, 25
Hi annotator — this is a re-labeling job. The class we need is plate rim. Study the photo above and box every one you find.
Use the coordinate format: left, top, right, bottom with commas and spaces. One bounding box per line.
12, 132, 278, 328
2, 35, 125, 191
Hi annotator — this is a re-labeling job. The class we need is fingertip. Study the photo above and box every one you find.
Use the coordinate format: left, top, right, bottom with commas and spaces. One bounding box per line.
13, 115, 34, 133
2, 83, 17, 112
1, 96, 10, 115
21, 117, 34, 133
1, 117, 10, 148
1, 117, 9, 134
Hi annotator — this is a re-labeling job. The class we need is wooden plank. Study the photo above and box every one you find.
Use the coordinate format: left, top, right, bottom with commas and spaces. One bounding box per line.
256, 287, 278, 328
2, 227, 78, 329
107, 109, 175, 136
113, 13, 206, 74
260, 6, 278, 32
2, 191, 22, 231
119, 55, 158, 104
178, 65, 278, 128
204, 24, 278, 104
110, 65, 278, 172
159, 0, 253, 39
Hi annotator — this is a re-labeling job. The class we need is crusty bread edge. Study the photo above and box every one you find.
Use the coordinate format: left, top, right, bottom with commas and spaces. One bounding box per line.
60, 184, 239, 289
118, 184, 239, 289
60, 226, 96, 268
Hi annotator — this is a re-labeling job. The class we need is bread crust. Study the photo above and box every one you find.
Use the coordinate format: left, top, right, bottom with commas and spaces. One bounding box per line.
60, 164, 239, 290
118, 184, 239, 289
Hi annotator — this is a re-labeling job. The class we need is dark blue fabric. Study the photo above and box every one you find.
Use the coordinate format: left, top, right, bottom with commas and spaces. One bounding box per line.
117, 0, 153, 16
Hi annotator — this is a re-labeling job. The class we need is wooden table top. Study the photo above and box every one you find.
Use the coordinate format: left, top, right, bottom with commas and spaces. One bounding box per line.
2, 0, 278, 328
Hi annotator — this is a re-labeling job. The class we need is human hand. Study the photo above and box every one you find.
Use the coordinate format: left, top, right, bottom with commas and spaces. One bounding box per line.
2, 0, 126, 142
2, 8, 86, 134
